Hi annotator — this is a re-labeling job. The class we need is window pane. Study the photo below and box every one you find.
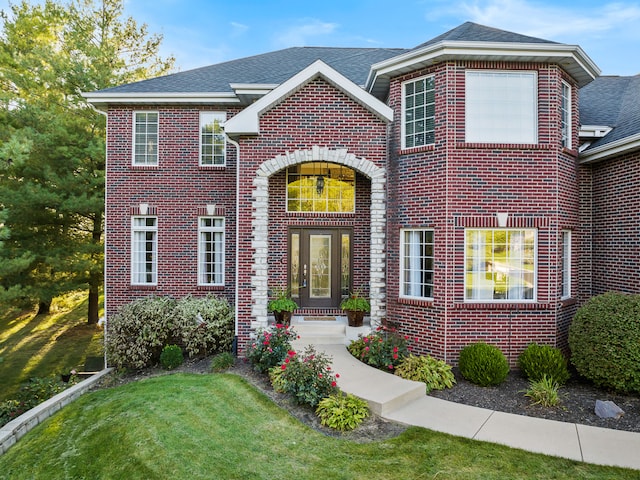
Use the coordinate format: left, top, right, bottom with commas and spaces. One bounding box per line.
400, 229, 434, 299
132, 216, 157, 284
198, 217, 224, 285
200, 112, 226, 165
286, 162, 355, 213
465, 71, 537, 144
465, 228, 536, 301
403, 76, 436, 148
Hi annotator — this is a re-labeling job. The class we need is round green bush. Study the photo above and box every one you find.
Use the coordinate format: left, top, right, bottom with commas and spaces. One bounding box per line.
569, 292, 640, 394
160, 345, 184, 370
458, 342, 509, 386
517, 343, 570, 385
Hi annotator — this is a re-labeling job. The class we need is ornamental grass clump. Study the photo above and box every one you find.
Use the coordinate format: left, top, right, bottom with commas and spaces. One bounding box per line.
347, 325, 410, 371
395, 354, 456, 393
517, 343, 570, 385
316, 393, 370, 431
270, 346, 339, 407
246, 324, 297, 373
522, 375, 562, 407
458, 342, 510, 387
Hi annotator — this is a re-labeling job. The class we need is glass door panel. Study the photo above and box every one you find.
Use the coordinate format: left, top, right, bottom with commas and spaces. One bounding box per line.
310, 235, 331, 298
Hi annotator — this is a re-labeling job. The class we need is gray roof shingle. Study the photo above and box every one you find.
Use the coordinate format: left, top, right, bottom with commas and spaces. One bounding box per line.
580, 74, 640, 149
97, 47, 407, 94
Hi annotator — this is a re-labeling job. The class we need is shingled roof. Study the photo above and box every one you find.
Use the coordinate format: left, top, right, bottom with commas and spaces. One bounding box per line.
96, 46, 406, 94
409, 21, 556, 52
579, 74, 640, 157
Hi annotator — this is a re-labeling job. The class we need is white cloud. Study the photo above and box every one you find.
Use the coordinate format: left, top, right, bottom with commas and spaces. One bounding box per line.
230, 21, 249, 37
273, 19, 339, 47
455, 0, 640, 42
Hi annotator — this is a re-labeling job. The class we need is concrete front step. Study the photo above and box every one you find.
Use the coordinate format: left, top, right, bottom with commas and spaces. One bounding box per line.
311, 344, 426, 416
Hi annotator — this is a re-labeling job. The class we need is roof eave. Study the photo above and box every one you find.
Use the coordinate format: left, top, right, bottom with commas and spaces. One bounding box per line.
580, 133, 640, 164
367, 41, 600, 97
81, 91, 241, 110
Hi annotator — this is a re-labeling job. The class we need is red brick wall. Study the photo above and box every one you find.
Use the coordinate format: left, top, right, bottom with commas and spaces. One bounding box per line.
588, 150, 640, 295
104, 106, 240, 318
386, 62, 581, 365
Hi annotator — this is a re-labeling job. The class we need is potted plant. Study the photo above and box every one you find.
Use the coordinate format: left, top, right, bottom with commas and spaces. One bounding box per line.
340, 291, 370, 327
268, 287, 298, 325
60, 367, 77, 383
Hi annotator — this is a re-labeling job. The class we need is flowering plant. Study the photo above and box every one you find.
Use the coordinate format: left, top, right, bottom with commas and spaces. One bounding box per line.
347, 325, 410, 371
246, 324, 297, 373
270, 345, 339, 407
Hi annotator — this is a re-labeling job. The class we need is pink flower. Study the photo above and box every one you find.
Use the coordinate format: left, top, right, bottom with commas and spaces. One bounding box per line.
365, 346, 369, 351
336, 373, 340, 378
318, 373, 323, 378
363, 337, 369, 343
393, 354, 398, 359
388, 364, 394, 370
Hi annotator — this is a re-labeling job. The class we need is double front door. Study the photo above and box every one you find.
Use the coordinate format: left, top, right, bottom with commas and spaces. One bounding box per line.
289, 228, 352, 308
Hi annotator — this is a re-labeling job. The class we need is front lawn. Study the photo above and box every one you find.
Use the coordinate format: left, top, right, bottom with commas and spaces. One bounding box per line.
0, 373, 635, 479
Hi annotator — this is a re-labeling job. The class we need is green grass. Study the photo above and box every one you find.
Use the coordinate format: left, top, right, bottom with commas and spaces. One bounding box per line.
0, 292, 104, 401
0, 374, 635, 479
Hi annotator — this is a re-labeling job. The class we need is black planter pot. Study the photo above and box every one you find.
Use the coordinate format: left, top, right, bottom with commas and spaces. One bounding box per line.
273, 310, 292, 326
345, 310, 364, 327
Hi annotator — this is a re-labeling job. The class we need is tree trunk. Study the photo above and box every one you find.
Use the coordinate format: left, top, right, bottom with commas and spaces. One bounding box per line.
87, 286, 99, 324
87, 210, 103, 325
37, 300, 51, 315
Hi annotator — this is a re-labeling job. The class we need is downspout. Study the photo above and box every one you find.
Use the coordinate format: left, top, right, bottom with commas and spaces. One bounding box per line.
225, 134, 241, 355
90, 104, 109, 370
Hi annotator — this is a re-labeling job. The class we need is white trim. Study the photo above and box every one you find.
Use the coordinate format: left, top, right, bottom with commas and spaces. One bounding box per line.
401, 74, 436, 150
561, 230, 572, 300
131, 216, 158, 286
132, 111, 159, 166
399, 228, 435, 301
367, 41, 600, 96
82, 92, 240, 110
199, 111, 227, 166
580, 133, 640, 163
579, 125, 612, 138
561, 80, 572, 150
224, 60, 393, 136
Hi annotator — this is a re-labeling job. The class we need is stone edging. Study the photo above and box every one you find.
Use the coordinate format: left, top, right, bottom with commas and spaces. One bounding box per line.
0, 368, 113, 456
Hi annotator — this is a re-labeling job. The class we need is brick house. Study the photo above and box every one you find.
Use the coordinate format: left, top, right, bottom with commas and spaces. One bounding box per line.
84, 22, 640, 364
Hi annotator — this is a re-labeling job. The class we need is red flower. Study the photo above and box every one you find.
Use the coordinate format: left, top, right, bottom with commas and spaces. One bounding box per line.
281, 364, 287, 370
288, 350, 296, 357
318, 373, 323, 378
393, 346, 398, 353
331, 381, 337, 387
393, 353, 398, 359
284, 357, 290, 363
336, 373, 340, 378
388, 364, 394, 370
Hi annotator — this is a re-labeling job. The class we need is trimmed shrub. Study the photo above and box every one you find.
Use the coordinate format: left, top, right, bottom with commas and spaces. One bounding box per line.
395, 354, 456, 393
160, 345, 184, 370
272, 346, 339, 407
246, 324, 297, 373
569, 292, 640, 394
517, 343, 570, 385
347, 325, 410, 371
316, 393, 370, 431
458, 342, 509, 386
106, 296, 177, 369
172, 294, 234, 357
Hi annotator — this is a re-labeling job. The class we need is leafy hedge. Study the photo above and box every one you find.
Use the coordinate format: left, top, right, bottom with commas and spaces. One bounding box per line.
106, 295, 234, 370
517, 343, 570, 385
569, 292, 640, 394
458, 342, 509, 386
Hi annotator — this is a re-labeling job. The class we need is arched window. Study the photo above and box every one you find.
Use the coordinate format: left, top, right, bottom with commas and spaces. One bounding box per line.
286, 162, 355, 213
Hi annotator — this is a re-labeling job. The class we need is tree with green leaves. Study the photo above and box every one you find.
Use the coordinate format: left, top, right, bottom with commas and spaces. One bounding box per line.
0, 0, 174, 321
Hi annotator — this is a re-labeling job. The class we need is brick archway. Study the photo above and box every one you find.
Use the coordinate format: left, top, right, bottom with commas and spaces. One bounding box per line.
251, 146, 386, 329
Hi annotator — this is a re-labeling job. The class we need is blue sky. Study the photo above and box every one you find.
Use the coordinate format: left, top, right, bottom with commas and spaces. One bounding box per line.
2, 0, 640, 75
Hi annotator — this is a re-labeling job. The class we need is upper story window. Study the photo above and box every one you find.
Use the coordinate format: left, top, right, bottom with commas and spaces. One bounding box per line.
131, 216, 157, 285
400, 229, 434, 300
465, 228, 536, 302
402, 75, 435, 149
561, 81, 571, 149
133, 111, 158, 165
198, 217, 225, 286
286, 162, 355, 213
561, 230, 571, 299
200, 112, 226, 166
465, 71, 537, 144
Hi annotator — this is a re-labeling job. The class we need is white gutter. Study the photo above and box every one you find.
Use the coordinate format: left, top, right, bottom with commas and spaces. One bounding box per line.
580, 133, 640, 164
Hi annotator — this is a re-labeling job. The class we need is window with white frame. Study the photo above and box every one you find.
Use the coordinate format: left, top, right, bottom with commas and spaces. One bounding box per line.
400, 229, 434, 299
133, 112, 158, 165
200, 112, 226, 166
131, 216, 157, 285
198, 217, 224, 285
561, 230, 571, 299
465, 229, 536, 301
402, 75, 435, 149
561, 81, 571, 148
465, 71, 537, 144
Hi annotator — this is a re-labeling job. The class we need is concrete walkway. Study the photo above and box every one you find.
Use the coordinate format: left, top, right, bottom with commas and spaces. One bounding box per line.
290, 318, 640, 471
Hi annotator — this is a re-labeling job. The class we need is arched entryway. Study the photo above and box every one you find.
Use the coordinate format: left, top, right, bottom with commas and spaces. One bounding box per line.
251, 146, 386, 328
